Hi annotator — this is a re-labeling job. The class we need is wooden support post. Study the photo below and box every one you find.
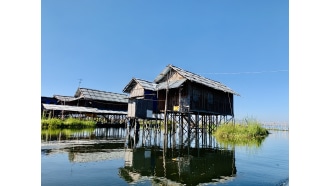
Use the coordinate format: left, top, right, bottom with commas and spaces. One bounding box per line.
188, 112, 191, 139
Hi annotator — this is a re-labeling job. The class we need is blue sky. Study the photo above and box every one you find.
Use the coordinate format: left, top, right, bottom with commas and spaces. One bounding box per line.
3, 1, 330, 184
41, 0, 289, 123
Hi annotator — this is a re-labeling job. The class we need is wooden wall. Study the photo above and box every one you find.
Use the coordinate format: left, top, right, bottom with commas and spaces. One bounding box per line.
189, 82, 233, 115
127, 98, 154, 119
127, 69, 234, 117
127, 87, 158, 118
76, 100, 127, 111
156, 81, 234, 116
129, 83, 144, 98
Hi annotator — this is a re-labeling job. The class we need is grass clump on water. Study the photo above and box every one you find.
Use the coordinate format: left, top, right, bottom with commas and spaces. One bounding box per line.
213, 117, 269, 148
41, 117, 96, 129
213, 117, 269, 140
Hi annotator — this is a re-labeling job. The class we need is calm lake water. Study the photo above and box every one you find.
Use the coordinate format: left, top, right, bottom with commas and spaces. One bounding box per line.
41, 126, 289, 186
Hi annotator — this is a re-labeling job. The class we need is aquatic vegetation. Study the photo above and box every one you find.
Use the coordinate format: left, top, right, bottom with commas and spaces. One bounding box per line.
41, 117, 96, 129
213, 117, 269, 147
41, 128, 95, 136
41, 118, 63, 128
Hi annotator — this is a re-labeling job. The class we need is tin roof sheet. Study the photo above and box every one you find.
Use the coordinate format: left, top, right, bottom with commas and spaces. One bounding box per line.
54, 95, 81, 102
122, 78, 157, 93
75, 88, 128, 103
156, 79, 186, 90
154, 64, 239, 96
136, 78, 157, 90
42, 104, 127, 115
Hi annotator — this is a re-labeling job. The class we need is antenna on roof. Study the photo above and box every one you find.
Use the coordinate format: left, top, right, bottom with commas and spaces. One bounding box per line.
78, 78, 83, 88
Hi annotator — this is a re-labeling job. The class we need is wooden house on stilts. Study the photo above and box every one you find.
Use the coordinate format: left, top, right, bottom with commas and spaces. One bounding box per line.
42, 88, 128, 125
123, 64, 240, 134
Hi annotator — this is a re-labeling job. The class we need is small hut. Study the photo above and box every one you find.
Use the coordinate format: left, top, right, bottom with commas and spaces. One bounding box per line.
122, 78, 158, 119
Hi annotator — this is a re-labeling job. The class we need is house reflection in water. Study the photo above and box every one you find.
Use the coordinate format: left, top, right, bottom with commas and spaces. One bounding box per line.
120, 146, 236, 185
67, 142, 126, 163
41, 128, 237, 185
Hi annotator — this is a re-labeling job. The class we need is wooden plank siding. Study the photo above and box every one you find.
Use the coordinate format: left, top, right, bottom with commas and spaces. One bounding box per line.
190, 82, 233, 115
129, 83, 145, 98
127, 98, 154, 118
126, 85, 158, 118
75, 99, 128, 112
155, 81, 233, 115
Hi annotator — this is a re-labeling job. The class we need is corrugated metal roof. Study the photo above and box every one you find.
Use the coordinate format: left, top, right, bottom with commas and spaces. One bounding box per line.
156, 79, 186, 90
54, 95, 82, 102
154, 64, 240, 96
122, 78, 157, 93
75, 88, 128, 103
136, 78, 157, 90
154, 65, 171, 83
42, 104, 127, 115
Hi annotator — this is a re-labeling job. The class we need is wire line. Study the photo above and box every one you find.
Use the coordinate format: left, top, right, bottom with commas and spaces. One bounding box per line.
197, 69, 288, 75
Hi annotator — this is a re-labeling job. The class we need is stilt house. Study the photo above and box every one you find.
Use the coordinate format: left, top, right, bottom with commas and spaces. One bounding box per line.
42, 88, 128, 124
154, 64, 240, 115
73, 88, 128, 112
122, 78, 158, 119
123, 64, 239, 121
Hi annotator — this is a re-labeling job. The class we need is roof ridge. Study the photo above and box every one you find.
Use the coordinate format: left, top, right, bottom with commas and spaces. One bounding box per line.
134, 78, 154, 83
168, 65, 239, 95
79, 87, 127, 95
170, 65, 232, 87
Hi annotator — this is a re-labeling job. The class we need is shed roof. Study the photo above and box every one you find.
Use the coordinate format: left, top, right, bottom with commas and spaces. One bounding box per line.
154, 64, 239, 96
122, 78, 157, 93
75, 88, 128, 103
54, 95, 81, 102
156, 79, 186, 90
42, 103, 127, 115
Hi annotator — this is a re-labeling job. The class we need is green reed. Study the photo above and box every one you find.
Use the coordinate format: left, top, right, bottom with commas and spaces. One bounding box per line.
213, 117, 269, 143
41, 117, 96, 129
